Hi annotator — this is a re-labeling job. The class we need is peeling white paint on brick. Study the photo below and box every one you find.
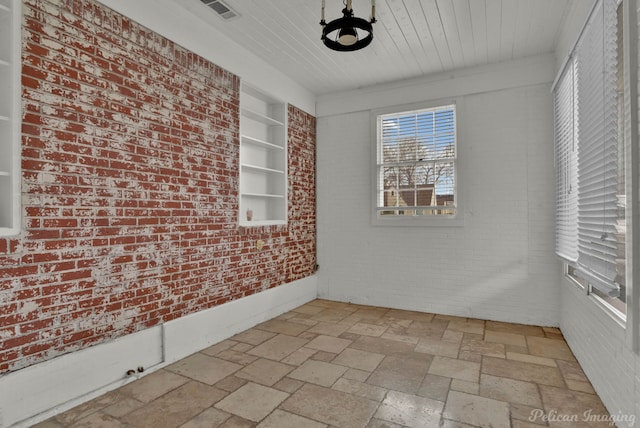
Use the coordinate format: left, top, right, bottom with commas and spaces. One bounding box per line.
1, 0, 315, 375
18, 301, 39, 318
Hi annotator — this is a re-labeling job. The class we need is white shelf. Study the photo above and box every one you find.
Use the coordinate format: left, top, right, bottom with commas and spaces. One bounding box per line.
0, 59, 9, 67
241, 163, 285, 174
241, 108, 284, 127
239, 82, 288, 226
241, 135, 284, 150
242, 192, 285, 199
0, 171, 9, 176
0, 4, 9, 12
242, 83, 277, 104
239, 219, 286, 227
0, 115, 8, 121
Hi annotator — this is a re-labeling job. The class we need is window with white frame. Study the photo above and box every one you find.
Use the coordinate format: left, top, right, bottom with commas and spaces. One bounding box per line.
375, 105, 457, 220
553, 0, 627, 317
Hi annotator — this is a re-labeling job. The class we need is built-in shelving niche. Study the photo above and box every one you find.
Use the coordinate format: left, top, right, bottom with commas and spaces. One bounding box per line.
239, 83, 288, 226
0, 0, 20, 236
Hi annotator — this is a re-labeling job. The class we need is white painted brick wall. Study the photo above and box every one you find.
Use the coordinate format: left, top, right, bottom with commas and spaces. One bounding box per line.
316, 58, 562, 326
561, 283, 639, 427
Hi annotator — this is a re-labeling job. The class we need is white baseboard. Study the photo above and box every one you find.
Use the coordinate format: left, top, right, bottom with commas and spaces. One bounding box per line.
0, 275, 317, 428
162, 276, 318, 363
318, 290, 559, 327
0, 326, 164, 428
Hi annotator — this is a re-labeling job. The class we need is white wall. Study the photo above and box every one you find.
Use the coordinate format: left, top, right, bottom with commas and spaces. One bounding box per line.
561, 284, 639, 427
316, 55, 562, 326
554, 1, 640, 426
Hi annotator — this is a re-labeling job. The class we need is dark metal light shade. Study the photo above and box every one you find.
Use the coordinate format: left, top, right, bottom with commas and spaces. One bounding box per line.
322, 15, 373, 51
338, 26, 358, 46
320, 1, 376, 52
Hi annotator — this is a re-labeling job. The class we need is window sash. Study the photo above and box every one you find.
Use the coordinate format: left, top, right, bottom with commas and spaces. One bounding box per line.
377, 105, 457, 216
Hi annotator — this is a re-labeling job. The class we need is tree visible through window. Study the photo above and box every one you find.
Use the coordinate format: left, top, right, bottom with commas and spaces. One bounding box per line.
376, 105, 456, 217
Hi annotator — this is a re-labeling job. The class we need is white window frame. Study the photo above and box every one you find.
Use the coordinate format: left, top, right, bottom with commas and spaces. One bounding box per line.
371, 99, 463, 227
554, 0, 638, 344
620, 0, 639, 351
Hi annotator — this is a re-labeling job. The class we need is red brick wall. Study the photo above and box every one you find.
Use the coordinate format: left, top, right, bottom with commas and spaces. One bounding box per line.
0, 0, 316, 373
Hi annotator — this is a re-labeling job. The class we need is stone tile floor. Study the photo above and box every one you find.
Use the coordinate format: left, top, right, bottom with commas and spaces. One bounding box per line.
35, 299, 612, 427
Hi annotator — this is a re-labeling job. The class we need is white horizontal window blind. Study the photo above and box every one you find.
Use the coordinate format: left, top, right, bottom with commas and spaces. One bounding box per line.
575, 0, 620, 297
376, 105, 456, 217
554, 60, 579, 263
553, 0, 623, 298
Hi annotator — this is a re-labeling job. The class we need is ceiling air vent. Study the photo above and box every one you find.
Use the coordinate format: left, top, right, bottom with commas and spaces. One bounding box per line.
200, 0, 239, 20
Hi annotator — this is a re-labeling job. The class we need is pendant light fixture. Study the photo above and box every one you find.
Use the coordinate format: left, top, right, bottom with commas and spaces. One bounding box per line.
320, 0, 376, 51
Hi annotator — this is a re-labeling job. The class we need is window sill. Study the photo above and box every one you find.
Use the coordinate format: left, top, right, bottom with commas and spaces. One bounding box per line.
372, 213, 465, 227
563, 270, 586, 291
563, 270, 626, 329
0, 226, 20, 237
588, 292, 627, 327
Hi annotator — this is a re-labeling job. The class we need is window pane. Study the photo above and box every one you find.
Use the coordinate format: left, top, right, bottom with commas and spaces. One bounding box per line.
382, 142, 398, 163
383, 190, 399, 208
382, 167, 398, 191
434, 161, 455, 201
414, 163, 433, 187
415, 187, 434, 207
377, 105, 456, 217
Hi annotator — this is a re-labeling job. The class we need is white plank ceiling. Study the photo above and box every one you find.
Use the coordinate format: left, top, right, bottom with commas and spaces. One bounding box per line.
175, 0, 580, 95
